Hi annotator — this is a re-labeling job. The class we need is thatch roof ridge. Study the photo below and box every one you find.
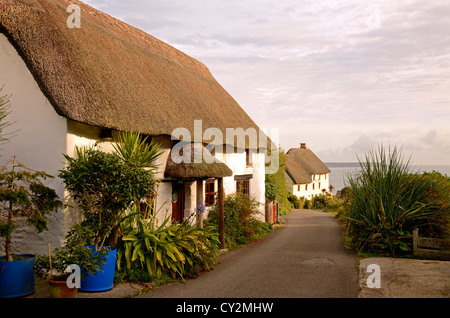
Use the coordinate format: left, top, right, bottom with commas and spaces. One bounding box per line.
0, 0, 262, 143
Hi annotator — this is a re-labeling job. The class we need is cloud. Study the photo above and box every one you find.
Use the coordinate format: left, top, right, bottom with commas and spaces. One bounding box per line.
82, 0, 450, 165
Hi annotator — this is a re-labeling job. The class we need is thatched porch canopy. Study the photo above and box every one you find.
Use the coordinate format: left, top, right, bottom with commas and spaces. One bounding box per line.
165, 142, 232, 179
0, 0, 265, 147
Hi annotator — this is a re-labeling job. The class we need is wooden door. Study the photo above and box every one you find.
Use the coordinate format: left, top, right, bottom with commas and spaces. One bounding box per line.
171, 181, 185, 223
272, 204, 276, 224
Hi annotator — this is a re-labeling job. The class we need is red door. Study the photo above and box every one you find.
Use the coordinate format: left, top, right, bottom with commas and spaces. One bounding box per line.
171, 182, 185, 223
272, 203, 277, 224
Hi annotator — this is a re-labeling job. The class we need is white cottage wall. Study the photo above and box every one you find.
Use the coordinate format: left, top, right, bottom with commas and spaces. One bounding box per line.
0, 34, 68, 255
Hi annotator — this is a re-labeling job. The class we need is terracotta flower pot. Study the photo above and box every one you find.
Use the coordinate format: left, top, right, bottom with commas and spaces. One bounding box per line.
48, 277, 78, 298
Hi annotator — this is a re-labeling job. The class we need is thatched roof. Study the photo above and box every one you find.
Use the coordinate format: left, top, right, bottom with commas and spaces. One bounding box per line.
285, 146, 330, 184
164, 142, 232, 179
0, 0, 265, 147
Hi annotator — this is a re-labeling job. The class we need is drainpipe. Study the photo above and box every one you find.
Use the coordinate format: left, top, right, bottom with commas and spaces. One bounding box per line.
218, 177, 225, 249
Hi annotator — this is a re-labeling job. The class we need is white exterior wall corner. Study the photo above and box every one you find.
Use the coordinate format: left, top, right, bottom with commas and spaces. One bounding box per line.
0, 33, 68, 255
219, 148, 266, 221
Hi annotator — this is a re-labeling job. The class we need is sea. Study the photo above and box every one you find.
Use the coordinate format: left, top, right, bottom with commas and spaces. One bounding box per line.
326, 162, 450, 193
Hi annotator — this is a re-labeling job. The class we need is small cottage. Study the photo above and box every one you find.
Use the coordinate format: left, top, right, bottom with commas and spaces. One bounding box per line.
284, 143, 331, 201
0, 0, 269, 255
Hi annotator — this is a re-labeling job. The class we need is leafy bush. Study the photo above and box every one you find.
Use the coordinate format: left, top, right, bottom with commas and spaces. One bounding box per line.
265, 180, 278, 202
303, 199, 311, 209
287, 193, 302, 209
59, 145, 157, 250
311, 194, 328, 210
34, 225, 108, 280
412, 171, 450, 238
206, 193, 270, 247
343, 146, 450, 256
265, 149, 292, 214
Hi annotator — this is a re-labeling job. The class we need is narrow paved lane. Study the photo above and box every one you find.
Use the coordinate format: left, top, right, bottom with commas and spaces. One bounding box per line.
140, 209, 358, 298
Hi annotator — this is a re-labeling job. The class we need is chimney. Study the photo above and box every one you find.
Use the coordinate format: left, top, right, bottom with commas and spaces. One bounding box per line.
300, 143, 307, 149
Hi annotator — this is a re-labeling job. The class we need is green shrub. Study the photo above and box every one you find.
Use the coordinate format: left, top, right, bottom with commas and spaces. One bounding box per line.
344, 146, 450, 256
304, 199, 311, 209
265, 149, 291, 214
311, 194, 327, 210
412, 171, 450, 238
287, 193, 302, 209
206, 193, 270, 248
265, 180, 278, 202
59, 145, 158, 250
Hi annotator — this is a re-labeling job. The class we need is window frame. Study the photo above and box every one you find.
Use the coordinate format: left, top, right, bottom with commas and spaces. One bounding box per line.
205, 179, 216, 206
236, 178, 250, 196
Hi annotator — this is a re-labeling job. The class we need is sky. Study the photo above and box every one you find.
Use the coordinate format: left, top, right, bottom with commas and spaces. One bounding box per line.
83, 0, 450, 165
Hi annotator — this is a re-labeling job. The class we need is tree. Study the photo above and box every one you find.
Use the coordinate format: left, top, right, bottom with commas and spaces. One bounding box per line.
0, 157, 63, 261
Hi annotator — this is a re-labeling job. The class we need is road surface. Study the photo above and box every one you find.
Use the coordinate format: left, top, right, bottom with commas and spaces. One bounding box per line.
140, 209, 358, 298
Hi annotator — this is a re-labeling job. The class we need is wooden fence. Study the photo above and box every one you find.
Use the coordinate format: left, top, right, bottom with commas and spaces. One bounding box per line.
413, 228, 450, 261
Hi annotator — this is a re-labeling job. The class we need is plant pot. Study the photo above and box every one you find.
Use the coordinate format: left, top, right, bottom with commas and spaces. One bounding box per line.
0, 254, 35, 298
79, 246, 116, 292
48, 277, 78, 298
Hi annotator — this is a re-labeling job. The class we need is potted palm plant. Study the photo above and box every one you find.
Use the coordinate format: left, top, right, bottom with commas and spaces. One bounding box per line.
0, 157, 62, 298
58, 133, 161, 292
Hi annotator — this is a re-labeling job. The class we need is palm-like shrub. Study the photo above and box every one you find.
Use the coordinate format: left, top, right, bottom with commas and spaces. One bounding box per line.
112, 131, 162, 170
116, 205, 220, 280
344, 146, 449, 255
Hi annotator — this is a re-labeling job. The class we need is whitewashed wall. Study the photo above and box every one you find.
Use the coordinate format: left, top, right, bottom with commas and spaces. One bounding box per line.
212, 147, 266, 221
291, 173, 330, 200
0, 34, 67, 255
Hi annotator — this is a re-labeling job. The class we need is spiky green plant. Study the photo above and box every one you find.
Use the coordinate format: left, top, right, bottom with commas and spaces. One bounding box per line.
112, 131, 162, 170
116, 204, 220, 280
344, 145, 449, 255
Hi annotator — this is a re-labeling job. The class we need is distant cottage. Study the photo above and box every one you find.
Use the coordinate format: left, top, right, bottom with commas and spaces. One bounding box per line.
284, 143, 331, 201
0, 0, 269, 254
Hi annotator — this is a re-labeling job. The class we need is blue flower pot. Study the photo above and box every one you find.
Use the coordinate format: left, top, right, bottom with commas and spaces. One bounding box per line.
0, 254, 35, 298
79, 246, 116, 292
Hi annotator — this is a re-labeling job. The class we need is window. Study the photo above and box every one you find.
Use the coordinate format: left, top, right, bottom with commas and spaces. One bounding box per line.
297, 185, 300, 192
99, 128, 113, 141
305, 184, 308, 191
245, 149, 252, 167
236, 179, 250, 196
205, 180, 215, 206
